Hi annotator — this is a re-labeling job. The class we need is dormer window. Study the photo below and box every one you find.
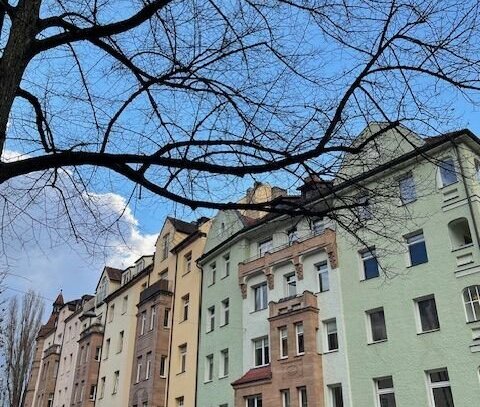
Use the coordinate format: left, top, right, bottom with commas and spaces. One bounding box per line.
161, 233, 170, 260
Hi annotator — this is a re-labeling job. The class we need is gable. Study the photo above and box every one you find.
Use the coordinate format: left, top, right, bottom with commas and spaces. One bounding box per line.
203, 210, 246, 253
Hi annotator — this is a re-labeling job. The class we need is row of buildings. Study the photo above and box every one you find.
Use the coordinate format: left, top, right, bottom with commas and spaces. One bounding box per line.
25, 124, 480, 406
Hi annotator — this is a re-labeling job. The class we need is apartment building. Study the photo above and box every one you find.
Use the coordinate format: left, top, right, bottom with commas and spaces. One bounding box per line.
166, 218, 211, 407
196, 184, 286, 407
333, 124, 480, 406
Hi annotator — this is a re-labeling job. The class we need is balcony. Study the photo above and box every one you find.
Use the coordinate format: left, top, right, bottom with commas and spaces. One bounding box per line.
79, 322, 104, 340
43, 344, 61, 358
238, 229, 337, 296
269, 290, 319, 320
139, 279, 173, 303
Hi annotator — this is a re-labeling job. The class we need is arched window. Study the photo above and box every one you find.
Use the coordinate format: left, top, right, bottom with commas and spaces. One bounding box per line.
463, 285, 480, 322
448, 218, 473, 249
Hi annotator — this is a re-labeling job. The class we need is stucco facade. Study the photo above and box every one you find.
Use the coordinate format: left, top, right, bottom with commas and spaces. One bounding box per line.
335, 126, 480, 406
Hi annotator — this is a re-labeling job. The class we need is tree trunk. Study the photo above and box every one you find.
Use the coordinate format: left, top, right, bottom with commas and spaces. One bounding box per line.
0, 0, 41, 154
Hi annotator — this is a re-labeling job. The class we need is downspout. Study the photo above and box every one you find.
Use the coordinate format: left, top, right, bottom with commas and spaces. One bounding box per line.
452, 141, 480, 246
165, 251, 178, 406
194, 259, 204, 407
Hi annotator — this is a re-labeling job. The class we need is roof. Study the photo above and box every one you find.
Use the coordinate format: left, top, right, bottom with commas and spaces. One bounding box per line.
167, 217, 198, 235
105, 266, 122, 282
53, 291, 64, 306
231, 366, 272, 387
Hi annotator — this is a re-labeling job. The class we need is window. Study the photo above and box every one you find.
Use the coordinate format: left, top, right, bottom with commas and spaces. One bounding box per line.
329, 385, 344, 407
259, 238, 273, 256
162, 233, 170, 260
406, 232, 428, 266
150, 305, 156, 330
176, 397, 185, 407
246, 395, 262, 407
182, 295, 190, 321
112, 371, 119, 394
145, 352, 152, 379
325, 320, 338, 352
281, 389, 290, 407
279, 327, 288, 358
95, 346, 101, 361
108, 304, 115, 322
254, 283, 268, 311
415, 296, 440, 333
223, 253, 230, 278
118, 331, 124, 353
135, 356, 142, 383
221, 298, 230, 326
356, 194, 372, 221
89, 385, 97, 401
298, 387, 307, 407
426, 369, 454, 407
449, 218, 473, 249
374, 377, 396, 407
288, 228, 299, 245
438, 158, 457, 187
207, 306, 215, 332
159, 269, 168, 280
160, 355, 167, 377
463, 285, 480, 322
285, 273, 297, 297
185, 252, 192, 274
367, 308, 387, 343
120, 296, 127, 314
179, 344, 187, 373
399, 173, 416, 204
360, 248, 379, 280
205, 354, 214, 382
220, 349, 229, 377
140, 311, 147, 335
253, 337, 269, 367
317, 262, 329, 292
99, 377, 105, 399
163, 308, 170, 327
104, 338, 110, 359
296, 323, 305, 355
209, 262, 216, 285
312, 218, 325, 235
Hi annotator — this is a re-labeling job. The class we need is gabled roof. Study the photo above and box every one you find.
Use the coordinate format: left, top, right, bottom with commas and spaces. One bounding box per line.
105, 266, 122, 282
231, 366, 272, 387
167, 216, 198, 235
53, 291, 64, 306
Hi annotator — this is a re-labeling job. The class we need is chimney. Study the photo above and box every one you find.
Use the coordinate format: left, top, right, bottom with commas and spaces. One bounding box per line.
297, 175, 333, 200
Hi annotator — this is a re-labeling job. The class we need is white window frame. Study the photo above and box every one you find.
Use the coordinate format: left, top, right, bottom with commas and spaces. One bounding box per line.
317, 261, 329, 293
406, 231, 428, 266
438, 157, 458, 188
298, 387, 307, 407
150, 305, 156, 330
135, 357, 142, 383
463, 285, 480, 322
258, 238, 273, 256
207, 306, 215, 332
220, 348, 229, 378
221, 298, 229, 326
122, 296, 128, 314
312, 218, 325, 235
324, 319, 338, 352
399, 173, 416, 204
284, 273, 297, 297
414, 295, 440, 333
223, 253, 230, 278
426, 368, 453, 407
366, 308, 387, 343
356, 193, 372, 221
254, 282, 268, 311
246, 395, 262, 407
279, 327, 288, 359
281, 389, 290, 407
329, 384, 343, 407
374, 376, 396, 407
253, 336, 270, 367
140, 311, 147, 335
145, 353, 152, 380
205, 354, 214, 382
112, 371, 119, 394
179, 344, 187, 373
185, 252, 192, 274
295, 323, 305, 355
182, 294, 190, 322
160, 355, 168, 377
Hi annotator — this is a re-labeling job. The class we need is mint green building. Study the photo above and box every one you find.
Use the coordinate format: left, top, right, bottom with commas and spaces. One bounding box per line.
335, 124, 480, 406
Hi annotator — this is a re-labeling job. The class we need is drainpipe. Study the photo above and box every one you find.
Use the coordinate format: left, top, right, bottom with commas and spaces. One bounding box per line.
452, 140, 480, 247
194, 259, 205, 407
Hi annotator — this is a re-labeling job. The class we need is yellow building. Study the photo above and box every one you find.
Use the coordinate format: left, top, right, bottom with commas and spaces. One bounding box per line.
166, 218, 211, 407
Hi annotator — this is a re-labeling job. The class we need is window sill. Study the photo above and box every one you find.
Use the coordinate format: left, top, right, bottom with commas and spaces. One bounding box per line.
360, 276, 380, 282
206, 329, 214, 334
295, 352, 305, 357
399, 198, 417, 206
466, 319, 480, 325
452, 243, 474, 253
406, 261, 429, 268
208, 282, 215, 287
367, 339, 387, 345
278, 356, 288, 361
220, 323, 229, 328
438, 181, 459, 190
323, 349, 339, 355
250, 308, 268, 314
176, 371, 186, 376
221, 274, 229, 280
417, 328, 440, 335
219, 375, 229, 380
204, 379, 213, 384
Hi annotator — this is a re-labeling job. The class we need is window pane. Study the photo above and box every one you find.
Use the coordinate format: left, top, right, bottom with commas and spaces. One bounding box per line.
379, 393, 397, 407
377, 377, 394, 389
399, 175, 416, 204
364, 257, 379, 279
419, 298, 440, 331
432, 387, 454, 407
430, 370, 449, 383
370, 310, 387, 341
408, 239, 428, 266
439, 159, 457, 186
332, 386, 344, 407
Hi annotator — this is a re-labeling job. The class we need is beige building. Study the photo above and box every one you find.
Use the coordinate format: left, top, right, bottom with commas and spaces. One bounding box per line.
166, 218, 211, 407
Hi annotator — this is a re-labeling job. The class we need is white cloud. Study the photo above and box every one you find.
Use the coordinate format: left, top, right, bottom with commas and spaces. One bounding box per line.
0, 150, 159, 303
